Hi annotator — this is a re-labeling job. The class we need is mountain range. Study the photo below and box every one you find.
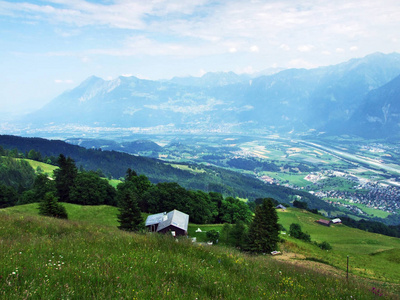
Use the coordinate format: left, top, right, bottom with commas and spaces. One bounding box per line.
18, 52, 400, 139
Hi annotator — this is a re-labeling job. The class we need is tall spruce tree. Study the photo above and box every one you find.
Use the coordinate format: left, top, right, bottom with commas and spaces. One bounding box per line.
246, 198, 280, 253
117, 189, 143, 231
54, 154, 77, 203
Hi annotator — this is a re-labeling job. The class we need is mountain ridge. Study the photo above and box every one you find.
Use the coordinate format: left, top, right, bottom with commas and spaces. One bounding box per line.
13, 52, 400, 138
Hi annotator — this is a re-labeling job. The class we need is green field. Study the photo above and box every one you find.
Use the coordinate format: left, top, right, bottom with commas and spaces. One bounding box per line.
327, 198, 392, 218
188, 224, 224, 242
169, 163, 206, 174
24, 159, 58, 176
277, 208, 400, 284
108, 179, 122, 188
1, 206, 398, 299
1, 203, 120, 227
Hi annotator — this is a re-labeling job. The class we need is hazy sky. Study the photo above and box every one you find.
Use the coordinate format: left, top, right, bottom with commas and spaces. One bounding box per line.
1, 0, 400, 114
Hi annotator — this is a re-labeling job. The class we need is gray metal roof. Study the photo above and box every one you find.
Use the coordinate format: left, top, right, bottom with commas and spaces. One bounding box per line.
146, 209, 189, 232
145, 212, 167, 226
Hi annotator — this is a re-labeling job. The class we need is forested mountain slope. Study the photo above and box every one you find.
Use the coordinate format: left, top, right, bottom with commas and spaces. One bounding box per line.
0, 134, 327, 209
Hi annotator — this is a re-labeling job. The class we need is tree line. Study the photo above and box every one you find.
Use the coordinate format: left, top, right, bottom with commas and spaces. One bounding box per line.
0, 152, 253, 225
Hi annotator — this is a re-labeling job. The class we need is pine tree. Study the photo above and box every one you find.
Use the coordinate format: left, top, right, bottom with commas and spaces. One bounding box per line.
54, 154, 78, 203
117, 189, 143, 231
231, 220, 246, 248
246, 198, 279, 253
38, 192, 68, 219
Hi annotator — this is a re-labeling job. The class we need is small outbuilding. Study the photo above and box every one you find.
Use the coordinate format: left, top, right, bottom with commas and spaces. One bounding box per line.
276, 204, 286, 210
145, 209, 189, 236
331, 218, 342, 224
316, 219, 331, 227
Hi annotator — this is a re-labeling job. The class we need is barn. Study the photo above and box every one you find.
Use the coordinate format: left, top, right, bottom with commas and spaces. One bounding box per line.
316, 219, 331, 227
331, 218, 342, 224
145, 209, 189, 236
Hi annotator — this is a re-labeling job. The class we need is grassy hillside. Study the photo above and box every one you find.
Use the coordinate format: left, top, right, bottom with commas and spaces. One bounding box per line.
277, 208, 400, 284
24, 159, 58, 176
1, 210, 397, 299
2, 203, 120, 227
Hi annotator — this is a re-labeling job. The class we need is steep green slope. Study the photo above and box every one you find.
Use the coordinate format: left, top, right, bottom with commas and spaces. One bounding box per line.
278, 208, 400, 283
4, 203, 400, 291
1, 210, 395, 299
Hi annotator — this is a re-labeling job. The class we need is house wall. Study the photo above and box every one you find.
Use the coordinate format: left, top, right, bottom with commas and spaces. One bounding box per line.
146, 224, 159, 232
158, 225, 187, 236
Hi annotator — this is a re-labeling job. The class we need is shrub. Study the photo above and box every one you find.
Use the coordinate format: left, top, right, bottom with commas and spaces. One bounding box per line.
318, 241, 332, 250
289, 223, 311, 242
38, 192, 68, 219
206, 229, 220, 244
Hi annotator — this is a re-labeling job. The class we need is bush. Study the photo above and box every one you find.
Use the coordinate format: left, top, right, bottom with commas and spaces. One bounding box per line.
206, 230, 220, 244
38, 192, 68, 219
293, 200, 308, 209
289, 223, 311, 242
318, 241, 332, 250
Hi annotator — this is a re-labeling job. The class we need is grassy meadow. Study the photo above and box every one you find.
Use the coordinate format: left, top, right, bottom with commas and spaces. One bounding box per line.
24, 159, 58, 176
277, 208, 400, 285
1, 208, 398, 299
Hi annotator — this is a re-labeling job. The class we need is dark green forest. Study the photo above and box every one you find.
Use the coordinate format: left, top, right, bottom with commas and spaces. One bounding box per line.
0, 148, 252, 225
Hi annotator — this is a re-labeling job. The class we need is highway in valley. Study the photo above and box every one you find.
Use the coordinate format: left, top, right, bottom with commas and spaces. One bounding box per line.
297, 140, 400, 176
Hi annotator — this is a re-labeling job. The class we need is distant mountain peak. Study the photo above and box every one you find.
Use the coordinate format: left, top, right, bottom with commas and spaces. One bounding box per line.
80, 75, 104, 86
15, 52, 400, 139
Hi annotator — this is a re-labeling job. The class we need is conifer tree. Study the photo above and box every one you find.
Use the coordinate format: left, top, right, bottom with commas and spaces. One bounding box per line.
246, 198, 279, 253
117, 189, 143, 231
231, 220, 247, 248
54, 154, 77, 203
38, 192, 68, 219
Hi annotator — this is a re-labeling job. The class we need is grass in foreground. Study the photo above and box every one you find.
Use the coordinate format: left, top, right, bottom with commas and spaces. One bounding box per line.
2, 212, 397, 299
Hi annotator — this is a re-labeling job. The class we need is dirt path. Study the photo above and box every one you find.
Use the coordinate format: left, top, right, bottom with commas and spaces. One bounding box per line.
272, 252, 345, 277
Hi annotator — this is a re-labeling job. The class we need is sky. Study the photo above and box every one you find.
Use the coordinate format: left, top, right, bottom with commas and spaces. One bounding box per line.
1, 0, 400, 115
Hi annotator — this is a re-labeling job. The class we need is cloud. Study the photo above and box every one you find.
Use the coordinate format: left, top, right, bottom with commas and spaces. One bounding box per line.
297, 44, 314, 52
2, 0, 400, 70
350, 46, 358, 51
280, 44, 290, 51
336, 48, 345, 53
54, 79, 73, 84
54, 28, 81, 37
250, 45, 259, 52
287, 58, 316, 69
